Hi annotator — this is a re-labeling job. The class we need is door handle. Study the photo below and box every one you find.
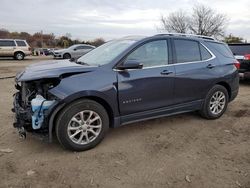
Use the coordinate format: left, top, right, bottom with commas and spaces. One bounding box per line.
207, 64, 215, 69
161, 70, 173, 75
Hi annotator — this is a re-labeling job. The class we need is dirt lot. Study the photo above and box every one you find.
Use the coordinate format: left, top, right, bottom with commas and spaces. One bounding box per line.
0, 57, 250, 188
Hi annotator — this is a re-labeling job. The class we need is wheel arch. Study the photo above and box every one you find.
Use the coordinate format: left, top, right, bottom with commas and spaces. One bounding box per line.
215, 81, 231, 100
48, 93, 117, 142
63, 53, 71, 59
14, 50, 25, 57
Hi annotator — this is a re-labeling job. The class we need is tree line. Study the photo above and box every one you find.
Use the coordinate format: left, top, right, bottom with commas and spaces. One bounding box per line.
0, 29, 105, 48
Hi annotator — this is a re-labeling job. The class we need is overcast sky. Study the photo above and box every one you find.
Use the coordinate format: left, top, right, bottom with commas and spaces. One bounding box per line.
1, 0, 250, 40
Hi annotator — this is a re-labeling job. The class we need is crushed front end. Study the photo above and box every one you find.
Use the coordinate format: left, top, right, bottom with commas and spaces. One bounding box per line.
13, 78, 60, 140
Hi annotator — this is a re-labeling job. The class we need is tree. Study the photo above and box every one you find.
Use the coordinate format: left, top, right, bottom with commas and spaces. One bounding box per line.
89, 38, 105, 47
0, 28, 9, 38
159, 4, 228, 37
224, 34, 244, 43
160, 10, 188, 33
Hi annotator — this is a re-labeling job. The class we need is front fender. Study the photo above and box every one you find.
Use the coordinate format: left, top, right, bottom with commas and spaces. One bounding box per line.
47, 90, 120, 142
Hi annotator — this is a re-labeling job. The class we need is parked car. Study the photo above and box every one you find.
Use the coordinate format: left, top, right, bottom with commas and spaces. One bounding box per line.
13, 34, 239, 151
0, 39, 31, 60
53, 44, 95, 59
228, 43, 250, 79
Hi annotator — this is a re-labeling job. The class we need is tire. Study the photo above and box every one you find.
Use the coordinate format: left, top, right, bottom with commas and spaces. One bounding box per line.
14, 52, 24, 60
63, 53, 71, 59
200, 85, 229, 119
55, 99, 109, 151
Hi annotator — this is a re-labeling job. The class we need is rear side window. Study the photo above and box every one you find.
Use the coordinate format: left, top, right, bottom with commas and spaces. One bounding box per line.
228, 45, 250, 56
16, 40, 27, 46
174, 39, 201, 63
0, 40, 16, 47
207, 42, 234, 58
200, 45, 212, 60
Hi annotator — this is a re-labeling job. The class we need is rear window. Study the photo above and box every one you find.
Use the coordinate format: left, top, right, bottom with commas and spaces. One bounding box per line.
174, 39, 201, 63
0, 40, 16, 47
228, 45, 250, 56
16, 40, 27, 46
207, 42, 234, 58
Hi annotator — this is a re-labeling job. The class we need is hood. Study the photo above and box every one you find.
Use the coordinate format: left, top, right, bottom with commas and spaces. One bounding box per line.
16, 60, 98, 82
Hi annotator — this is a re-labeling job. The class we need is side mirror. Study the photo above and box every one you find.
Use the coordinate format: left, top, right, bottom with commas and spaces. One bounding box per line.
117, 60, 143, 70
74, 48, 77, 51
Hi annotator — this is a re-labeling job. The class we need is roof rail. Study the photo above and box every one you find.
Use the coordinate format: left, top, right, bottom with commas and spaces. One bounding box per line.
154, 33, 216, 41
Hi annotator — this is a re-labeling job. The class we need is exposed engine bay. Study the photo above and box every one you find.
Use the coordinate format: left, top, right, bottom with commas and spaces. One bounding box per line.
13, 79, 60, 138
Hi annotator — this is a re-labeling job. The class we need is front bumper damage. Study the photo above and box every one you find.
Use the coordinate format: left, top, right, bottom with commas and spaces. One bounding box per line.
12, 82, 60, 142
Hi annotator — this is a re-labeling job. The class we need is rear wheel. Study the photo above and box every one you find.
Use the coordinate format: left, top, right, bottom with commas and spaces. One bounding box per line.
14, 52, 24, 60
200, 85, 229, 119
63, 53, 71, 59
56, 99, 109, 151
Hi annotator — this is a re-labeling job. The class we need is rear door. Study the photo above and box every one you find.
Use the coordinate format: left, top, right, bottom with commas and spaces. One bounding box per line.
117, 39, 175, 116
172, 39, 215, 104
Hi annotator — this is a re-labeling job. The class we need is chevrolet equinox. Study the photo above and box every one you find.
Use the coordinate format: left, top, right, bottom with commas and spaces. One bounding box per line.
13, 34, 239, 151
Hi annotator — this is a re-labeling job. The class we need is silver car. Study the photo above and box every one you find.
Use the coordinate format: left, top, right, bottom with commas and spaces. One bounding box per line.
53, 44, 95, 59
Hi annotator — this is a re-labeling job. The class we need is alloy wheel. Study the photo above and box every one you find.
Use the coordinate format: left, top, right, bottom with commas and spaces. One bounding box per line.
67, 110, 102, 145
209, 91, 226, 115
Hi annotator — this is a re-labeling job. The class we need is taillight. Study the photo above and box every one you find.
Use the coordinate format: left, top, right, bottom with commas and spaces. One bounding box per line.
234, 60, 240, 69
244, 54, 250, 60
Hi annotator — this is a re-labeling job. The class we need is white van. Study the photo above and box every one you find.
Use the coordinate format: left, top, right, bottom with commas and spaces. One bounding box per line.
0, 39, 32, 60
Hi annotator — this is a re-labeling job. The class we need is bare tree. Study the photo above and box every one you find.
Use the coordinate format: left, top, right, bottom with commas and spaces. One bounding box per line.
189, 4, 227, 37
160, 10, 188, 33
159, 4, 228, 37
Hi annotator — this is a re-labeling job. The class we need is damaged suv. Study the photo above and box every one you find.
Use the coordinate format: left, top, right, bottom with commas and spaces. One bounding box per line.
13, 34, 239, 151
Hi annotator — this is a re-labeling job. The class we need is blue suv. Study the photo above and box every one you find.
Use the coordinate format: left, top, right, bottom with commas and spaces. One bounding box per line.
13, 34, 239, 151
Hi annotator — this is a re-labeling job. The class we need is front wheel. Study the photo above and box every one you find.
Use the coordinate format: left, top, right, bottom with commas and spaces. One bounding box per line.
63, 53, 71, 59
56, 99, 109, 151
200, 85, 229, 119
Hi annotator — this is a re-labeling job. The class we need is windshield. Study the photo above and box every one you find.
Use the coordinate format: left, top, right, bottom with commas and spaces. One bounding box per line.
77, 39, 137, 66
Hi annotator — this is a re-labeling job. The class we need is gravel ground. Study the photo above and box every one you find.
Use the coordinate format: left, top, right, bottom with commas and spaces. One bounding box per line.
0, 57, 250, 188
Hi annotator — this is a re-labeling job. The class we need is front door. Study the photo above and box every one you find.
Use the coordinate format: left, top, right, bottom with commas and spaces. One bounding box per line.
117, 40, 175, 116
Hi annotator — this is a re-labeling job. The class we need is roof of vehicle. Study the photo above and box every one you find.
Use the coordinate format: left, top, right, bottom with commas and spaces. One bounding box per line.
117, 33, 222, 44
154, 33, 216, 41
70, 44, 95, 47
0, 39, 27, 41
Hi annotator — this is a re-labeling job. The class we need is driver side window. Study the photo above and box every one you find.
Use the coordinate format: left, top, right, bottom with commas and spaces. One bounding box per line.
126, 40, 168, 68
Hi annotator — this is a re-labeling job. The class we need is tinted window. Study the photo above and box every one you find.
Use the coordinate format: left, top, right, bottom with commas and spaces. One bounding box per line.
126, 40, 168, 68
16, 40, 27, 46
200, 44, 212, 60
228, 45, 250, 56
207, 42, 234, 58
76, 46, 93, 50
0, 40, 16, 47
174, 40, 201, 63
